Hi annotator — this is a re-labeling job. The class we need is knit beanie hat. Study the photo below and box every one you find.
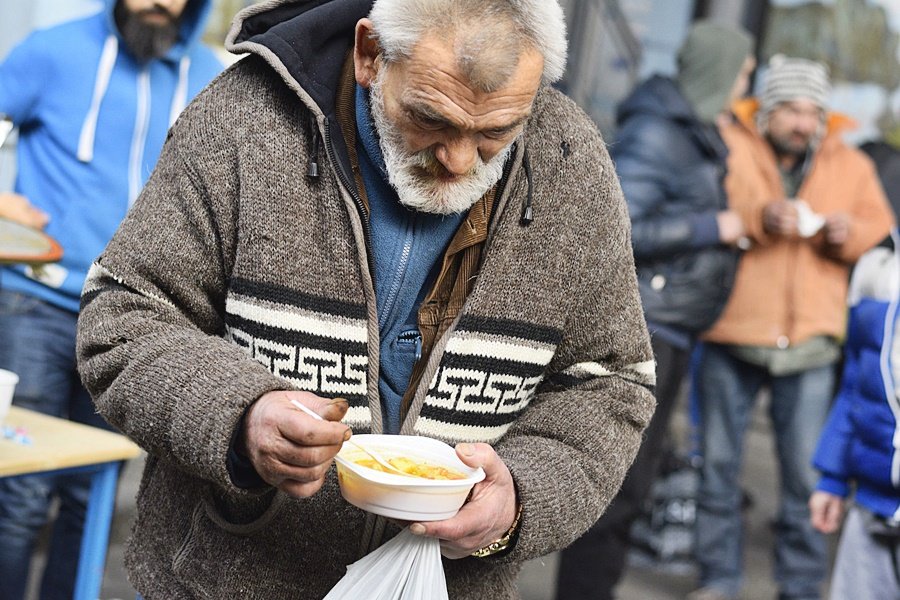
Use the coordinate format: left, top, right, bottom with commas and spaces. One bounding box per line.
675, 20, 754, 124
759, 55, 831, 118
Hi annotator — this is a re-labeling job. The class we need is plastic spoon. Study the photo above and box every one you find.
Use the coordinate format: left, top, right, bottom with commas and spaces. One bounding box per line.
288, 399, 411, 477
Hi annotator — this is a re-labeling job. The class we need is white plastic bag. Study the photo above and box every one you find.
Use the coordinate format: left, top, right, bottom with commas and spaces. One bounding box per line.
323, 527, 449, 600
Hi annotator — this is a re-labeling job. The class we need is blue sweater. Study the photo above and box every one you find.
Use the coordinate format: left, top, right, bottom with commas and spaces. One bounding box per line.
813, 230, 900, 520
355, 85, 464, 433
0, 0, 221, 312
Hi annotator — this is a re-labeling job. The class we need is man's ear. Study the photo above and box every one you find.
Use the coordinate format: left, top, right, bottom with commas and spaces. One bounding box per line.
354, 18, 380, 89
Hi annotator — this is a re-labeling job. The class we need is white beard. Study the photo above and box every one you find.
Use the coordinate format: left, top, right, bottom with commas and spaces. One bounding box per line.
368, 73, 512, 215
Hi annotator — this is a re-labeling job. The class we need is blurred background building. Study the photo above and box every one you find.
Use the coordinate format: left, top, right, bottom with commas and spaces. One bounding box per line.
559, 0, 900, 144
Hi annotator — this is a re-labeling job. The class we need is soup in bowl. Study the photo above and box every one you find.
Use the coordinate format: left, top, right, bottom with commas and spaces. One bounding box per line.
334, 434, 486, 521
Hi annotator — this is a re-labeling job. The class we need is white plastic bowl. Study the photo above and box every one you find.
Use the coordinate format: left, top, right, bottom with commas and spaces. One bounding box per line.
335, 434, 486, 521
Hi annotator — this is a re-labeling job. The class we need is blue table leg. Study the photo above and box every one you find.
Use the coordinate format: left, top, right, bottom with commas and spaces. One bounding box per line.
73, 462, 121, 600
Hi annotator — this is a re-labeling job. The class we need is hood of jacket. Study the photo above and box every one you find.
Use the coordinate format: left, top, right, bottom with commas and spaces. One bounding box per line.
226, 0, 372, 120
674, 21, 753, 124
104, 0, 214, 62
225, 0, 374, 191
616, 75, 696, 128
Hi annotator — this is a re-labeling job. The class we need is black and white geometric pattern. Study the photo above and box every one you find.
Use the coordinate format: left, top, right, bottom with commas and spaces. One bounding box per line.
224, 278, 370, 427
414, 316, 562, 443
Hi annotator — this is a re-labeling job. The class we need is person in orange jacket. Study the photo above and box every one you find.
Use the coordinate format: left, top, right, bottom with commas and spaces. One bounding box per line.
689, 56, 894, 600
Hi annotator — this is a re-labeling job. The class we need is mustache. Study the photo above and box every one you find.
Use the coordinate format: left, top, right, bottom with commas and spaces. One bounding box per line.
786, 130, 814, 145
137, 5, 178, 23
415, 153, 450, 178
413, 150, 478, 179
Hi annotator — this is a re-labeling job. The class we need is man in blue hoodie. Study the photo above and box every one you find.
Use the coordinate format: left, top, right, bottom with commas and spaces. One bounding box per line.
0, 1, 220, 597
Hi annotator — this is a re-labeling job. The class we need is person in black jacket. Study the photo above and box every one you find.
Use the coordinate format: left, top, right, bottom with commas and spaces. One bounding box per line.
861, 131, 900, 219
555, 20, 755, 600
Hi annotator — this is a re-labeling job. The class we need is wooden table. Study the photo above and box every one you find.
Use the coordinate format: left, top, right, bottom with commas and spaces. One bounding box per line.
0, 406, 141, 600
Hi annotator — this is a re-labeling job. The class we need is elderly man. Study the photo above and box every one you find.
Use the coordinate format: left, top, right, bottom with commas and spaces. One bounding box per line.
76, 0, 655, 597
0, 1, 220, 598
690, 56, 894, 600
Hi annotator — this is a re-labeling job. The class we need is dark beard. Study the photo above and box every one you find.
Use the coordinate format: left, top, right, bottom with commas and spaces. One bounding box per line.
114, 1, 182, 62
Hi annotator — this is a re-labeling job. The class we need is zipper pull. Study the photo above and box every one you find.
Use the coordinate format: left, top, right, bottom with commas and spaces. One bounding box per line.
307, 115, 321, 179
397, 329, 423, 361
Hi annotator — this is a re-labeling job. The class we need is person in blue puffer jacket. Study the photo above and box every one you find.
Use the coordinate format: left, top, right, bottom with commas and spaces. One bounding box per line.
811, 228, 900, 600
555, 20, 755, 600
0, 1, 220, 598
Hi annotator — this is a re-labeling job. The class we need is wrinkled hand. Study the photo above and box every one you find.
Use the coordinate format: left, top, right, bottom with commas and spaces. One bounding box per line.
716, 210, 746, 246
0, 192, 49, 229
823, 213, 851, 246
809, 490, 845, 534
240, 390, 350, 498
408, 443, 518, 559
763, 200, 798, 237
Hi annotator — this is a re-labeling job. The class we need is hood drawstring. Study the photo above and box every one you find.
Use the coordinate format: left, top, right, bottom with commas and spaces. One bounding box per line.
169, 56, 191, 127
78, 34, 119, 162
307, 114, 321, 178
79, 40, 193, 164
520, 148, 534, 226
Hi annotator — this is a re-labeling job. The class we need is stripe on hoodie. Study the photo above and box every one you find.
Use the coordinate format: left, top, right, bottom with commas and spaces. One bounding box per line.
881, 230, 900, 488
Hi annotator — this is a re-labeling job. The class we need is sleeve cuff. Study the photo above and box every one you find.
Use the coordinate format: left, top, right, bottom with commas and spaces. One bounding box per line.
816, 475, 850, 498
689, 212, 720, 248
226, 411, 267, 489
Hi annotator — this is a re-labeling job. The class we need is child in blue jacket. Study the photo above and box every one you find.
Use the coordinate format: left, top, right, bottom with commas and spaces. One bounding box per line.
811, 228, 900, 599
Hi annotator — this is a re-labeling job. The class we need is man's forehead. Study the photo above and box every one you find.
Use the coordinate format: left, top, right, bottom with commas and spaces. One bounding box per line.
391, 34, 543, 124
400, 97, 532, 132
407, 33, 541, 84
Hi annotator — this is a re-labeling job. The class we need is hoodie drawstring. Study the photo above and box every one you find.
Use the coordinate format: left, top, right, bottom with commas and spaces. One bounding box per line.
128, 69, 151, 206
78, 35, 193, 207
78, 34, 119, 162
169, 56, 192, 127
520, 148, 534, 226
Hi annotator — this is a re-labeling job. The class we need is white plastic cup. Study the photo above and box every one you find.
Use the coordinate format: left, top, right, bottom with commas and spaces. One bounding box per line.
0, 368, 19, 423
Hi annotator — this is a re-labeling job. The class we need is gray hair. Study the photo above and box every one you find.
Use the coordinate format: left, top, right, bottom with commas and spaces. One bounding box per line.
368, 0, 567, 89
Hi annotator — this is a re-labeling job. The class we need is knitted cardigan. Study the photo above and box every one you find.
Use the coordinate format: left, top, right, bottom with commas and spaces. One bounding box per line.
75, 2, 656, 598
